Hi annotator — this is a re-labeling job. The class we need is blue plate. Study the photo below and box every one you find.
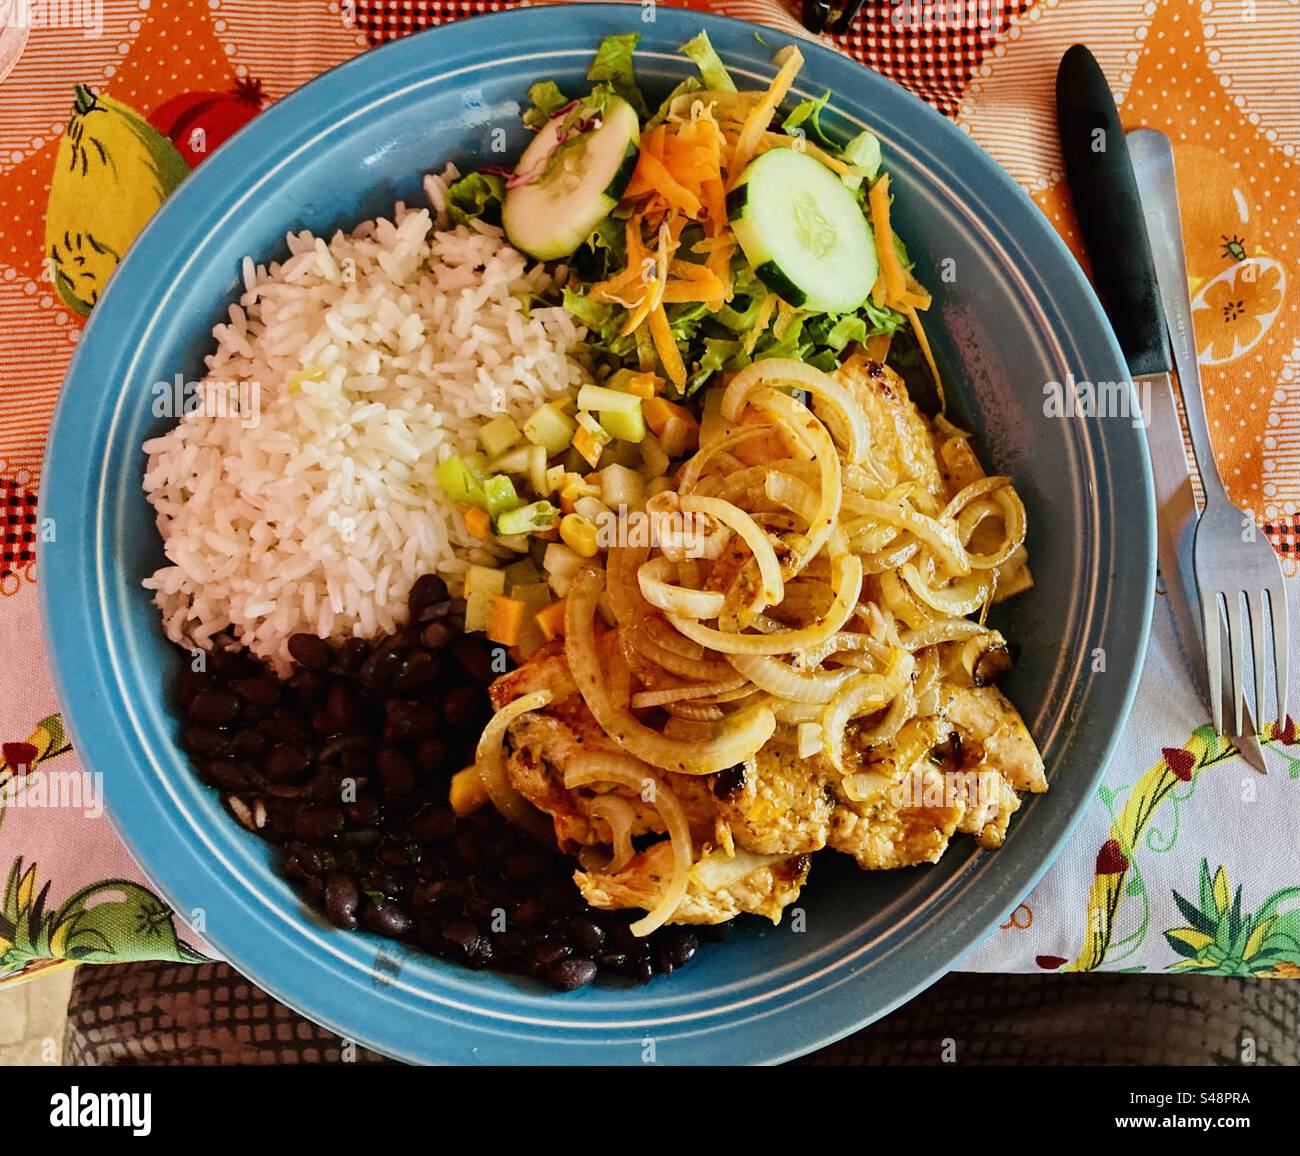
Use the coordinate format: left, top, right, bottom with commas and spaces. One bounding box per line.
40, 6, 1154, 1064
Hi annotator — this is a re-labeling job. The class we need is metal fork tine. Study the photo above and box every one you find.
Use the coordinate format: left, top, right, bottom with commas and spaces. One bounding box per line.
1271, 587, 1289, 728
1246, 589, 1267, 733
1226, 593, 1246, 736
1203, 589, 1224, 734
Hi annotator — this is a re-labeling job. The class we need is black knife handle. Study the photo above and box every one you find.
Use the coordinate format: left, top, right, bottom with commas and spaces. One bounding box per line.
1056, 43, 1171, 377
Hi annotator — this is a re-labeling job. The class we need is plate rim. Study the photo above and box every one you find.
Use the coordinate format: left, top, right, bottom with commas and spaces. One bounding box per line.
38, 5, 1155, 1065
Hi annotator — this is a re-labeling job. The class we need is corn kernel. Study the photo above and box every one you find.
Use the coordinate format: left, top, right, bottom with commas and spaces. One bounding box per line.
560, 514, 599, 558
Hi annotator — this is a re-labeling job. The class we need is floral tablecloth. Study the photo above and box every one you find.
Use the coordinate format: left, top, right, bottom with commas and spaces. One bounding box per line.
1, 0, 1297, 984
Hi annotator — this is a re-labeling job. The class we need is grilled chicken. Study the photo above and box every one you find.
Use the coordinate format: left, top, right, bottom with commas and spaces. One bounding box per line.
833, 353, 947, 513
492, 645, 808, 924
945, 685, 1047, 794
711, 737, 837, 856
576, 843, 810, 925
488, 639, 1045, 922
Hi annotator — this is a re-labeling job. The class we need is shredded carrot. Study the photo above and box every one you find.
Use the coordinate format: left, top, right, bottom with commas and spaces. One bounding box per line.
754, 132, 856, 175
627, 149, 701, 217
634, 324, 657, 372
742, 292, 778, 355
647, 304, 687, 389
903, 303, 946, 412
869, 173, 907, 307
862, 332, 892, 363
728, 46, 804, 186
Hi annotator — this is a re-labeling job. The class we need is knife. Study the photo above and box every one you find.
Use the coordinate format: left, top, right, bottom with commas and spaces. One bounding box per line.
1056, 44, 1267, 772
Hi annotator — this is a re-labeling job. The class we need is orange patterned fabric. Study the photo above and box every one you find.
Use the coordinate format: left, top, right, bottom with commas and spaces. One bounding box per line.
1, 0, 1298, 982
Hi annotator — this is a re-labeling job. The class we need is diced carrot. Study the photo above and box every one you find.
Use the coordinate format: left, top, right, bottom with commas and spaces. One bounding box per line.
486, 595, 526, 647
644, 396, 699, 458
449, 766, 489, 816
625, 372, 660, 399
572, 426, 605, 469
463, 505, 491, 539
535, 600, 567, 642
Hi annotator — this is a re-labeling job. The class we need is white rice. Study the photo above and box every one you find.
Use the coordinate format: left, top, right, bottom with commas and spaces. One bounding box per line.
142, 170, 590, 673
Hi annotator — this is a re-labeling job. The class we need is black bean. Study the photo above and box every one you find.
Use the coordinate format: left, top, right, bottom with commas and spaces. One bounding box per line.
419, 621, 451, 650
375, 839, 421, 869
322, 871, 359, 929
324, 680, 362, 730
176, 664, 210, 710
513, 899, 547, 927
630, 957, 655, 984
471, 875, 518, 909
566, 917, 606, 955
417, 600, 455, 625
182, 725, 229, 757
390, 650, 439, 695
504, 849, 552, 886
451, 636, 494, 685
202, 759, 252, 792
358, 648, 403, 694
335, 637, 369, 672
538, 876, 585, 913
441, 684, 484, 732
362, 868, 405, 898
662, 928, 698, 969
207, 647, 250, 678
376, 747, 416, 798
448, 831, 480, 873
596, 951, 629, 973
408, 573, 449, 617
494, 929, 531, 956
230, 675, 281, 706
343, 793, 382, 827
407, 805, 456, 844
698, 922, 731, 943
292, 804, 345, 840
440, 920, 493, 968
287, 633, 332, 671
361, 899, 412, 938
265, 742, 310, 782
188, 689, 240, 726
606, 923, 640, 954
291, 670, 328, 707
413, 737, 450, 777
230, 728, 270, 760
529, 939, 572, 970
383, 699, 440, 743
261, 707, 311, 744
423, 878, 470, 908
547, 958, 597, 992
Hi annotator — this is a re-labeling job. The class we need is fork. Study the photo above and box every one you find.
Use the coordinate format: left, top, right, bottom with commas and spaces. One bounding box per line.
1128, 129, 1289, 736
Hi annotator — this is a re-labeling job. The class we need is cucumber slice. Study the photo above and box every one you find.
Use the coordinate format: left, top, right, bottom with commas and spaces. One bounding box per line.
504, 94, 641, 262
728, 148, 878, 313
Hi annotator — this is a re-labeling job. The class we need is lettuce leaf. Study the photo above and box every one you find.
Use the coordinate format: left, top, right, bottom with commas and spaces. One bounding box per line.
647, 76, 703, 129
783, 90, 834, 148
681, 31, 736, 93
445, 172, 505, 227
522, 80, 570, 130
840, 130, 882, 189
587, 33, 648, 118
